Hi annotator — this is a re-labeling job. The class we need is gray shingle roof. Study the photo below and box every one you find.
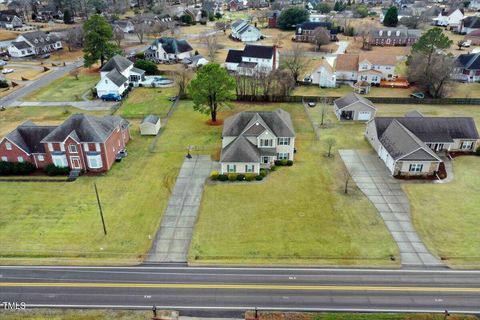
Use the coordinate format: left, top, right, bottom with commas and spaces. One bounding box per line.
106, 69, 128, 87
41, 114, 129, 143
220, 135, 261, 162
142, 115, 160, 124
153, 37, 193, 54
334, 93, 376, 110
5, 121, 56, 154
101, 54, 133, 73
11, 41, 30, 50
21, 31, 58, 48
130, 66, 145, 75
405, 110, 424, 117
223, 109, 295, 138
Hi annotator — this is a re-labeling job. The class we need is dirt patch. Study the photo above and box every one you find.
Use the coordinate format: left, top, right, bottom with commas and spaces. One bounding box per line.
448, 151, 478, 158
207, 119, 224, 126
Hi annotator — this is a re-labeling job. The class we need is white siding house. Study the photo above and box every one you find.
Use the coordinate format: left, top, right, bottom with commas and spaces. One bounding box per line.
225, 44, 279, 76
8, 31, 62, 58
231, 19, 262, 42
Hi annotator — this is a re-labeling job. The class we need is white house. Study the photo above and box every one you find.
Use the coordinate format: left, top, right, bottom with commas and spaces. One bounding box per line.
113, 20, 135, 33
309, 58, 336, 88
0, 13, 22, 29
460, 16, 480, 35
470, 0, 480, 10
140, 115, 161, 135
220, 109, 296, 174
334, 93, 377, 121
144, 37, 193, 63
225, 44, 279, 76
433, 8, 464, 30
8, 31, 62, 58
95, 55, 145, 98
182, 54, 209, 68
335, 53, 396, 85
231, 19, 262, 42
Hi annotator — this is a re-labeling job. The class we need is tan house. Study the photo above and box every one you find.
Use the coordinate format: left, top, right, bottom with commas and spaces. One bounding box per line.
140, 115, 161, 136
365, 112, 479, 177
334, 93, 377, 121
220, 109, 296, 174
335, 53, 396, 84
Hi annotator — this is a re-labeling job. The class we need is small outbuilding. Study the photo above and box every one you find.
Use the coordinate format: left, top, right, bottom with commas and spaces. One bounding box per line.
140, 115, 161, 135
334, 93, 377, 121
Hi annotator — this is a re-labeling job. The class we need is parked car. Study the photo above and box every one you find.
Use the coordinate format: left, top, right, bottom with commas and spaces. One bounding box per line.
463, 40, 472, 48
101, 93, 122, 101
115, 149, 128, 162
2, 68, 14, 74
0, 60, 7, 66
40, 53, 50, 59
307, 101, 316, 107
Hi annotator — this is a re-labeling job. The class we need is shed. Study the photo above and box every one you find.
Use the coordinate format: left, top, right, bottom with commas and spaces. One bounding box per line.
333, 93, 377, 121
140, 115, 161, 135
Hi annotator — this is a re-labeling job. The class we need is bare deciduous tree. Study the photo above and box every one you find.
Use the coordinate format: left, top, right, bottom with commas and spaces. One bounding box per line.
343, 167, 352, 194
282, 44, 308, 83
173, 68, 193, 98
113, 28, 124, 47
325, 137, 336, 157
310, 27, 330, 51
204, 34, 220, 62
457, 40, 466, 50
132, 15, 152, 43
69, 68, 80, 80
356, 20, 376, 50
64, 26, 84, 52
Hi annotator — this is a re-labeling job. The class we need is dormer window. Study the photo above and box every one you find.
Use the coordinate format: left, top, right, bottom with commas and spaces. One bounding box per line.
387, 31, 391, 36
40, 38, 44, 43
68, 144, 78, 153
379, 30, 383, 36
46, 36, 50, 41
396, 30, 400, 36
34, 39, 38, 43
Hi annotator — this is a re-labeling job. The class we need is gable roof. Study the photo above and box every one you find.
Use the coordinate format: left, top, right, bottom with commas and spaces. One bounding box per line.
153, 37, 193, 54
41, 114, 129, 143
379, 120, 440, 161
4, 121, 56, 154
11, 41, 30, 50
455, 53, 480, 70
462, 16, 480, 29
243, 44, 274, 59
358, 53, 397, 66
105, 69, 128, 87
225, 49, 244, 63
223, 109, 295, 138
467, 29, 480, 37
142, 115, 160, 124
334, 93, 376, 110
335, 54, 359, 71
20, 31, 58, 48
220, 135, 261, 162
101, 54, 133, 73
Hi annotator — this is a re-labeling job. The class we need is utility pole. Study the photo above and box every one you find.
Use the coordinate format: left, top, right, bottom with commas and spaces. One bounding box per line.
94, 183, 107, 235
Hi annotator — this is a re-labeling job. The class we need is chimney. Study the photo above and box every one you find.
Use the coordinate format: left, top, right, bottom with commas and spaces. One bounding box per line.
272, 45, 277, 71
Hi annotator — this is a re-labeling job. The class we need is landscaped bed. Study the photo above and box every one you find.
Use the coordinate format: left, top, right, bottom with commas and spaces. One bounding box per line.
189, 102, 399, 267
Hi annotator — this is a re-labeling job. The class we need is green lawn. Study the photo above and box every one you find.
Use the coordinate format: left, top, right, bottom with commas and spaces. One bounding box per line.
0, 101, 220, 264
189, 102, 399, 266
404, 156, 480, 268
292, 84, 416, 98
25, 73, 99, 102
119, 87, 178, 119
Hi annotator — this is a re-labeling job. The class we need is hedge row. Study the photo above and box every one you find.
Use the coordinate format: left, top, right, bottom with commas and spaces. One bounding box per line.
0, 161, 36, 176
274, 159, 294, 166
211, 171, 263, 182
44, 164, 70, 176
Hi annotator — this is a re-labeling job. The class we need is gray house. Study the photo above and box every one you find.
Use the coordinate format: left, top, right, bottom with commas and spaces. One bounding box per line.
334, 93, 377, 121
365, 113, 479, 177
220, 109, 296, 174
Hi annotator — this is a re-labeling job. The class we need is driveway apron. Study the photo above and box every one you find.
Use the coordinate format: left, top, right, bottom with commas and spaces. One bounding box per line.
147, 155, 213, 263
339, 149, 444, 268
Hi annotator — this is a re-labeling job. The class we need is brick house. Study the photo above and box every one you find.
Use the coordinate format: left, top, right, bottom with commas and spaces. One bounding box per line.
368, 28, 421, 47
295, 22, 339, 42
0, 114, 130, 173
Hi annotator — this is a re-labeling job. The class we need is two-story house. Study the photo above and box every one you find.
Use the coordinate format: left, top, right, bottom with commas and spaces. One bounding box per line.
460, 16, 480, 35
8, 31, 62, 58
0, 114, 130, 173
95, 55, 145, 98
144, 37, 193, 63
220, 109, 296, 174
334, 53, 397, 84
231, 19, 262, 42
294, 22, 339, 42
113, 20, 135, 33
452, 53, 480, 83
368, 28, 421, 47
0, 13, 22, 29
365, 113, 479, 177
433, 8, 464, 30
225, 44, 279, 76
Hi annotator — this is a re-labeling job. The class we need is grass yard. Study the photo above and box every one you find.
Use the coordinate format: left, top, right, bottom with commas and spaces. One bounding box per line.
293, 84, 416, 98
189, 102, 398, 266
24, 71, 99, 102
119, 87, 178, 119
0, 101, 220, 264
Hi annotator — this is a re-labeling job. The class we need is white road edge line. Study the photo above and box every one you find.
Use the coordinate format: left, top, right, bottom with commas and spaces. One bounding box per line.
17, 304, 480, 314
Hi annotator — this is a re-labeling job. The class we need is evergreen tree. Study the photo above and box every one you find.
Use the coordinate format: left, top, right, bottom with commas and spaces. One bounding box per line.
83, 15, 122, 68
383, 6, 399, 27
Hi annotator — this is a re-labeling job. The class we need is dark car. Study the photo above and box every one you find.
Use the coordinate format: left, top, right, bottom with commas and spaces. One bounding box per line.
307, 101, 316, 108
169, 96, 178, 102
115, 149, 128, 162
101, 93, 122, 102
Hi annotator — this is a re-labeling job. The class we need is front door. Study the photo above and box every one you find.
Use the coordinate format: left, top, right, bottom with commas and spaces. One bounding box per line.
262, 156, 269, 164
70, 157, 81, 169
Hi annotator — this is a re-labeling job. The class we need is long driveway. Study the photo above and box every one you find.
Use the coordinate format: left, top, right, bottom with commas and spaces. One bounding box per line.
339, 149, 444, 268
147, 155, 214, 263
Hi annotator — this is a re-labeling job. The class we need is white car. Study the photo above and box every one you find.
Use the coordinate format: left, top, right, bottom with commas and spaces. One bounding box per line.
0, 60, 7, 66
463, 40, 472, 48
1, 68, 14, 74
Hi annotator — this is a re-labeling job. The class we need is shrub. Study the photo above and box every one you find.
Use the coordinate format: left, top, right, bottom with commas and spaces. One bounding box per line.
280, 159, 288, 166
476, 146, 480, 156
236, 173, 245, 181
134, 59, 159, 75
0, 161, 14, 175
286, 160, 294, 166
259, 168, 268, 177
255, 175, 263, 181
0, 161, 35, 175
218, 174, 228, 181
227, 173, 237, 181
180, 14, 193, 25
270, 165, 277, 172
245, 173, 255, 181
44, 164, 70, 176
0, 79, 9, 88
210, 170, 219, 180
274, 160, 282, 166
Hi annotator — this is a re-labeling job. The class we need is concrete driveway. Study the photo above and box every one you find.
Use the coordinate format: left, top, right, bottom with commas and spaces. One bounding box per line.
339, 149, 444, 268
147, 155, 213, 263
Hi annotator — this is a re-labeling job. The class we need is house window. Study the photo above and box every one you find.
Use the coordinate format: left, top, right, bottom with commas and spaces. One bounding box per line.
261, 156, 270, 164
68, 144, 78, 153
84, 144, 89, 152
277, 153, 289, 160
278, 137, 290, 145
60, 143, 65, 152
48, 143, 53, 152
38, 155, 44, 161
245, 164, 254, 173
17, 156, 23, 163
5, 142, 12, 150
87, 155, 103, 169
52, 155, 68, 167
409, 163, 423, 172
1, 156, 7, 162
95, 143, 101, 152
259, 139, 273, 147
461, 141, 474, 150
226, 164, 236, 173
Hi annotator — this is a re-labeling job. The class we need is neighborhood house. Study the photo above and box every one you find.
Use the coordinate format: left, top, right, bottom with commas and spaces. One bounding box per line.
225, 44, 279, 76
0, 13, 22, 29
452, 53, 480, 83
368, 28, 420, 47
144, 37, 193, 63
8, 31, 62, 57
96, 55, 145, 98
294, 22, 339, 42
231, 19, 262, 42
334, 53, 397, 84
0, 114, 130, 172
220, 109, 296, 174
433, 8, 464, 30
334, 93, 377, 121
365, 113, 479, 177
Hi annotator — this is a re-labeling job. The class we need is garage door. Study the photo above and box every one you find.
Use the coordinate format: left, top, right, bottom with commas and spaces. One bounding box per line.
358, 111, 371, 121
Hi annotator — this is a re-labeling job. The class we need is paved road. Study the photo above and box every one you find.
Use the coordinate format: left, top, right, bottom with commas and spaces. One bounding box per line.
14, 100, 115, 111
339, 150, 443, 269
147, 155, 214, 263
1, 266, 480, 316
0, 61, 82, 107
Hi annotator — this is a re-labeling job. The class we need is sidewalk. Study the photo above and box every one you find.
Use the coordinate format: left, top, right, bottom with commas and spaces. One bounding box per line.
12, 100, 115, 111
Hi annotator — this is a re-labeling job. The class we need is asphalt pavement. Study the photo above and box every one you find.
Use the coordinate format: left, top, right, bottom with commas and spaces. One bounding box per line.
1, 265, 480, 316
